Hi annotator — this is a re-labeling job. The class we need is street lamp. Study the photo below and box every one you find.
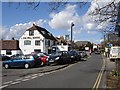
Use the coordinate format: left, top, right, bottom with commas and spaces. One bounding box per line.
71, 22, 74, 50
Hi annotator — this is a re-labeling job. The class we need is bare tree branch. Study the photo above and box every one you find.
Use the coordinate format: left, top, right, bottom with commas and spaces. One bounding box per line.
90, 0, 119, 24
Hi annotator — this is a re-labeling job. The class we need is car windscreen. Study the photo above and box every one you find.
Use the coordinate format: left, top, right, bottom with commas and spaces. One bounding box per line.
51, 52, 62, 56
24, 55, 34, 60
37, 53, 49, 57
43, 53, 49, 56
111, 48, 120, 53
11, 55, 24, 60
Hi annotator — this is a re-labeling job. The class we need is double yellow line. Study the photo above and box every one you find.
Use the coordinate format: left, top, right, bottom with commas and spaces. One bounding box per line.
92, 56, 106, 90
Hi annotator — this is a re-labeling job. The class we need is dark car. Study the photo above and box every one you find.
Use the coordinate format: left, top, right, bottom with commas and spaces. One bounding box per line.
0, 54, 10, 61
94, 49, 101, 54
79, 51, 87, 58
47, 51, 71, 65
95, 50, 101, 54
68, 50, 81, 62
3, 54, 42, 69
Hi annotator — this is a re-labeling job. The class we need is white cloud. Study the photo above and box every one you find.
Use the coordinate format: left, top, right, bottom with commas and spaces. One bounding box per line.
48, 3, 104, 44
86, 23, 94, 30
100, 39, 104, 42
2, 19, 46, 40
87, 31, 97, 34
49, 4, 81, 30
0, 26, 10, 40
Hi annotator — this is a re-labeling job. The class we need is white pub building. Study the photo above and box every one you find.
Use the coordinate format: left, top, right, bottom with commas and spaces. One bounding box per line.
19, 24, 57, 55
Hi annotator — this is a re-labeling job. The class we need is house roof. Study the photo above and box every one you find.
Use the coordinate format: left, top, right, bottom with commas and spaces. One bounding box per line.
0, 40, 20, 50
27, 24, 56, 41
75, 41, 91, 46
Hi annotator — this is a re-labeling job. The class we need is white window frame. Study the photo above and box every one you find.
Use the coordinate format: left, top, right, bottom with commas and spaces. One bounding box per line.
24, 40, 31, 45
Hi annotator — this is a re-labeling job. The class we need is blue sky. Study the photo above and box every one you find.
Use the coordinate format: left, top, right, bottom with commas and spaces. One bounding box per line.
1, 2, 103, 44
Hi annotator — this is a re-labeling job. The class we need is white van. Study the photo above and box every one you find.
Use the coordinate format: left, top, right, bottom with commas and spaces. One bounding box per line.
109, 46, 120, 60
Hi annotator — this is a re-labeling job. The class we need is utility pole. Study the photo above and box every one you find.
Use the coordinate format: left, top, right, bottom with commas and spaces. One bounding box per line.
104, 34, 106, 47
71, 22, 74, 50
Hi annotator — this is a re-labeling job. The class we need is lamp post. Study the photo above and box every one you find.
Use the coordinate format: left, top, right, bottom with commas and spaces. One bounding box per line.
71, 22, 74, 50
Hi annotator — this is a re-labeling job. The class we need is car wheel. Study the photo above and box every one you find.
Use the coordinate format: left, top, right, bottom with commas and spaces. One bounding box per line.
41, 61, 44, 66
24, 63, 29, 69
47, 63, 50, 66
5, 64, 9, 69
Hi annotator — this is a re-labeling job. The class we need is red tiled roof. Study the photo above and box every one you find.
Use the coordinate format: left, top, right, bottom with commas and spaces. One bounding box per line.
0, 40, 20, 50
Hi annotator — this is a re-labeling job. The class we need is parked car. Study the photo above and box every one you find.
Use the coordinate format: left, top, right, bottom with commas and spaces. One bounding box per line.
79, 51, 87, 58
31, 52, 49, 65
109, 46, 120, 61
94, 50, 101, 54
3, 54, 42, 69
47, 51, 71, 65
36, 52, 49, 66
0, 54, 10, 61
11, 54, 24, 59
68, 50, 81, 62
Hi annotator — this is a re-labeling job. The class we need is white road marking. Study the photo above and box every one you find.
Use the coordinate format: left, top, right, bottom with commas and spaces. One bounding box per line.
11, 81, 21, 85
15, 78, 24, 81
2, 64, 73, 88
3, 81, 13, 85
31, 74, 38, 76
0, 85, 9, 89
96, 58, 106, 88
92, 55, 106, 89
22, 78, 30, 81
31, 76, 38, 79
24, 76, 32, 78
38, 73, 44, 76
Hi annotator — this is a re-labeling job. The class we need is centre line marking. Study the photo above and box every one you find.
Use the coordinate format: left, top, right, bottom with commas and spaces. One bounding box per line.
0, 85, 9, 89
11, 81, 21, 85
3, 81, 13, 85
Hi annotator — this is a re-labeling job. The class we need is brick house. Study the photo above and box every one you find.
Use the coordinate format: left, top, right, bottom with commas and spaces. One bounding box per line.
0, 40, 22, 57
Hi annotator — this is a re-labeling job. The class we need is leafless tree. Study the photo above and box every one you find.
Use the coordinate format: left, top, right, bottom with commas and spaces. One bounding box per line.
90, 1, 120, 80
8, 1, 88, 11
89, 0, 120, 33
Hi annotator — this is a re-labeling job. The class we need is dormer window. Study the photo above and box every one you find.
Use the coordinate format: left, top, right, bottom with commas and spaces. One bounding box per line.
29, 30, 34, 36
48, 33, 52, 36
41, 31, 45, 34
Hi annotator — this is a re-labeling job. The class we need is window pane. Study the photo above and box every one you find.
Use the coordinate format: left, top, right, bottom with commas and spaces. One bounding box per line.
29, 30, 34, 36
35, 40, 40, 46
6, 50, 12, 55
45, 40, 48, 45
24, 40, 31, 45
48, 40, 50, 46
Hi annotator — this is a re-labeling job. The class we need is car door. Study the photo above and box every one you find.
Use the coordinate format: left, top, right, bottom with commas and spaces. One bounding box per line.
11, 55, 25, 67
62, 51, 68, 63
118, 48, 120, 59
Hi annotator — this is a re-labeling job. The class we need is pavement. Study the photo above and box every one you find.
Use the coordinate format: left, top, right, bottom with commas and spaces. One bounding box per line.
105, 57, 116, 72
0, 61, 2, 87
99, 55, 116, 88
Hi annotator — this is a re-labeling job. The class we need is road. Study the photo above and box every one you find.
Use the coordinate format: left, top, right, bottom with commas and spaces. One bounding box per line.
2, 54, 105, 88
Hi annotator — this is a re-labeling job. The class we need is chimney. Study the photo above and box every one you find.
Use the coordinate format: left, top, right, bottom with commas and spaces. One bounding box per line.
33, 24, 36, 26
